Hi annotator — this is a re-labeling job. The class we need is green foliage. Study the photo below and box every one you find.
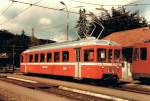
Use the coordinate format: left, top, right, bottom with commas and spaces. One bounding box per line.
0, 30, 55, 67
76, 9, 89, 39
88, 7, 148, 38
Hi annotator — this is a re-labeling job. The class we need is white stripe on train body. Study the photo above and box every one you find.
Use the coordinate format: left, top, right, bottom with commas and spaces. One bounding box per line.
21, 62, 121, 66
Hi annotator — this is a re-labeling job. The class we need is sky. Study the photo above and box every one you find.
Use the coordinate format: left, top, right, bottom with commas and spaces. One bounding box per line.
0, 0, 149, 42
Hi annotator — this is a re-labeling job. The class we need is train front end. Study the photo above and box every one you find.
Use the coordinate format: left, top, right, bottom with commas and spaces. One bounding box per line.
80, 45, 122, 83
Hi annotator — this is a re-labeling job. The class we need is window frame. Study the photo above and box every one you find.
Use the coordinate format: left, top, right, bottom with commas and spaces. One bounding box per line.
84, 49, 94, 62
114, 49, 121, 63
140, 47, 147, 60
62, 51, 69, 62
133, 48, 139, 61
40, 53, 45, 62
47, 52, 52, 62
35, 53, 39, 62
97, 48, 106, 62
29, 54, 33, 62
54, 52, 60, 62
108, 49, 113, 63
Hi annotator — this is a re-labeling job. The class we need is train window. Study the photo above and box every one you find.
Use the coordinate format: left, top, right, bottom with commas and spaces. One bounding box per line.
114, 49, 120, 63
133, 48, 139, 61
54, 52, 60, 62
29, 54, 33, 62
62, 51, 69, 62
47, 53, 52, 62
97, 49, 106, 62
84, 49, 94, 62
40, 53, 45, 62
108, 49, 113, 63
140, 48, 147, 60
35, 54, 38, 62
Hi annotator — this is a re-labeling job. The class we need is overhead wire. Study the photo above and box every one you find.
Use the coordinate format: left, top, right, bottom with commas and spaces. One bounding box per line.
0, 0, 79, 31
0, 1, 14, 17
70, 0, 150, 6
0, 0, 79, 29
69, 0, 148, 22
9, 0, 78, 14
0, 0, 43, 26
1, 0, 148, 32
86, 0, 147, 23
2, 0, 148, 23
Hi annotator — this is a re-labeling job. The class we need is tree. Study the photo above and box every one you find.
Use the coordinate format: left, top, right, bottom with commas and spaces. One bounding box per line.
76, 9, 89, 39
88, 7, 148, 39
0, 29, 55, 67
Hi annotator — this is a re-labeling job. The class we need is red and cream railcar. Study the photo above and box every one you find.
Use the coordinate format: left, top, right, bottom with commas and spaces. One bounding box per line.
20, 39, 122, 81
132, 41, 150, 80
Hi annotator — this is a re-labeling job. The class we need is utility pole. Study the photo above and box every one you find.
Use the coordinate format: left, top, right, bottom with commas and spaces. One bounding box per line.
31, 28, 35, 46
12, 45, 15, 72
31, 28, 38, 46
60, 1, 69, 41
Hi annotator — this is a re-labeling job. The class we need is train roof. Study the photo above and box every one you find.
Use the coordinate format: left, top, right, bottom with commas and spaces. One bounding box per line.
23, 39, 120, 53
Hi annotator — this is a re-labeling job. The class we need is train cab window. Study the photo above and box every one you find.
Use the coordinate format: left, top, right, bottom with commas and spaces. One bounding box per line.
35, 54, 39, 62
108, 49, 113, 63
47, 53, 52, 62
62, 51, 69, 62
133, 48, 139, 61
84, 49, 94, 62
40, 53, 45, 62
29, 54, 33, 62
140, 48, 147, 60
97, 49, 106, 62
54, 52, 60, 62
114, 49, 120, 63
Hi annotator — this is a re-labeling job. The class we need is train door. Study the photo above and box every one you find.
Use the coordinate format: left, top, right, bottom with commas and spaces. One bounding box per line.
133, 47, 148, 75
74, 48, 81, 78
122, 47, 133, 79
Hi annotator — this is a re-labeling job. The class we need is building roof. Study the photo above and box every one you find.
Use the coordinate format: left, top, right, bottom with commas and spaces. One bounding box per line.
23, 39, 120, 53
103, 27, 150, 46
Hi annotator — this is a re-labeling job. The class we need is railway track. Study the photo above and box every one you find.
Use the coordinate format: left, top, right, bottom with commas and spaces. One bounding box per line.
118, 84, 150, 95
0, 75, 125, 101
0, 73, 150, 101
26, 73, 150, 95
76, 79, 150, 95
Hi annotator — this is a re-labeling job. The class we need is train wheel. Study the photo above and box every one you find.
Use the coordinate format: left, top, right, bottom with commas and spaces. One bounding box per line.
110, 76, 119, 87
96, 75, 119, 87
103, 75, 119, 87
